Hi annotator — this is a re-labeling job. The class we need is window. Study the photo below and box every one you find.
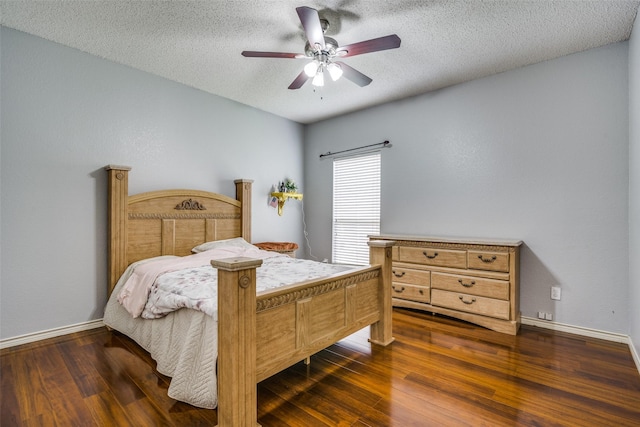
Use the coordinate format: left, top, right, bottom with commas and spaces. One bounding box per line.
332, 152, 381, 265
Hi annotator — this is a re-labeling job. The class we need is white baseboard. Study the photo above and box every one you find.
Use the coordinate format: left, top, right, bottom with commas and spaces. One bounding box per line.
521, 316, 629, 343
522, 316, 640, 374
0, 319, 105, 350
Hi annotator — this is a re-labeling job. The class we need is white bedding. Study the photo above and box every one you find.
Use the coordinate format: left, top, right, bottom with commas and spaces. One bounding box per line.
143, 250, 354, 319
103, 243, 356, 409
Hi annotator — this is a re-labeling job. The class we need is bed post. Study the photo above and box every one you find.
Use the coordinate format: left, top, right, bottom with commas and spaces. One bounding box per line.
211, 257, 263, 427
105, 165, 131, 295
368, 240, 396, 346
234, 179, 253, 243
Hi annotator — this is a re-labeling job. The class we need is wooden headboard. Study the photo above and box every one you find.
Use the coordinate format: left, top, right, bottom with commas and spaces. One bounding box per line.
105, 165, 253, 294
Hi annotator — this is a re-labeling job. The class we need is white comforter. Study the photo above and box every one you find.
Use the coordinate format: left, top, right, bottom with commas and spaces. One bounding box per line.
143, 251, 354, 319
117, 246, 279, 318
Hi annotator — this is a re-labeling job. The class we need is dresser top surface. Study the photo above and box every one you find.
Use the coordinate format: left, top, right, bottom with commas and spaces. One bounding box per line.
371, 234, 523, 247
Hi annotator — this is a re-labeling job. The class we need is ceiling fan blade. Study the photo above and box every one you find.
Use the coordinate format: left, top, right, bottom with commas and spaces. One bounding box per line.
335, 61, 372, 87
288, 70, 310, 90
242, 51, 305, 59
336, 34, 401, 57
296, 6, 325, 51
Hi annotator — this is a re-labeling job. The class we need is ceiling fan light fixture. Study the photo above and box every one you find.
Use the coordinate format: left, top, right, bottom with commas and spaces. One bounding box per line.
312, 68, 325, 87
304, 60, 320, 77
327, 62, 343, 81
241, 6, 401, 90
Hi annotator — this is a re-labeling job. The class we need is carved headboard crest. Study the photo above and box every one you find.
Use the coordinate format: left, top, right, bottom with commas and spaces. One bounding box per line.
175, 198, 206, 210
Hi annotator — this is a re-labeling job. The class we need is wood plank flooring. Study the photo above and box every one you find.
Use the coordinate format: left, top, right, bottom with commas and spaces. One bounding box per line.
2, 308, 640, 426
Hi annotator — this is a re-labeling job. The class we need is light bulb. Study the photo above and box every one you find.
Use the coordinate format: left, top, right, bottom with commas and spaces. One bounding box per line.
327, 62, 343, 81
304, 61, 319, 77
312, 68, 325, 87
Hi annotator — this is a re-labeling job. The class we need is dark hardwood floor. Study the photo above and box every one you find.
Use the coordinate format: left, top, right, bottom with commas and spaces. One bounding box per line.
2, 308, 640, 426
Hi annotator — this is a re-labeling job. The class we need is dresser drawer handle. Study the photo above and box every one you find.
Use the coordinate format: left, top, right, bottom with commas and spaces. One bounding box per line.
478, 255, 497, 263
393, 271, 406, 278
458, 279, 476, 288
392, 286, 405, 293
423, 251, 438, 259
459, 296, 476, 305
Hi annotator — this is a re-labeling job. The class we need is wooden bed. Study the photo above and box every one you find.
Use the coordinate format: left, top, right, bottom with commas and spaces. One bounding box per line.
105, 165, 395, 426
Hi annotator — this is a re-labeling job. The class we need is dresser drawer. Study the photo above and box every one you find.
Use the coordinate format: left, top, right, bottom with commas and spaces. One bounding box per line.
398, 246, 467, 269
392, 266, 431, 286
431, 289, 510, 320
392, 283, 430, 303
467, 250, 509, 272
431, 272, 509, 300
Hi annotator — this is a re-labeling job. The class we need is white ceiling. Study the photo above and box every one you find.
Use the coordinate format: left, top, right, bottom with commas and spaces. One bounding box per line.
1, 1, 638, 124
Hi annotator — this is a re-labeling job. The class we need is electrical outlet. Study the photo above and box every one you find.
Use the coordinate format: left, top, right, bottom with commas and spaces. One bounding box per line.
538, 311, 554, 321
551, 286, 561, 300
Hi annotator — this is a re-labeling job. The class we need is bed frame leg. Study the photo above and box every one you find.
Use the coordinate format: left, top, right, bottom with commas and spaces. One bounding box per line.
368, 240, 396, 346
211, 257, 263, 427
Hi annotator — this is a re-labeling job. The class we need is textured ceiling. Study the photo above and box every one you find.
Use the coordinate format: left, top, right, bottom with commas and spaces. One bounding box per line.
1, 1, 638, 124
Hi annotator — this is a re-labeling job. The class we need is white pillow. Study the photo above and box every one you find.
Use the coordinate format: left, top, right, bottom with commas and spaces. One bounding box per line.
191, 237, 256, 253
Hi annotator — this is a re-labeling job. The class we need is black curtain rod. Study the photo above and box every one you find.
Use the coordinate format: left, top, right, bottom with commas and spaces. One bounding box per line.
319, 140, 391, 159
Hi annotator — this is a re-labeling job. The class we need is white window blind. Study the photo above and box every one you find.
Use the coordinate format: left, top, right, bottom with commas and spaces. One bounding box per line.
332, 152, 381, 265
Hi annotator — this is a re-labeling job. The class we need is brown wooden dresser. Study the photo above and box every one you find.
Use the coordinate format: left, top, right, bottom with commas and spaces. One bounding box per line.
370, 235, 522, 334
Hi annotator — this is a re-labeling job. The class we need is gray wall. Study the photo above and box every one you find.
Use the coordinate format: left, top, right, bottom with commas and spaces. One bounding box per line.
630, 21, 640, 358
304, 42, 630, 334
1, 26, 636, 344
0, 28, 305, 340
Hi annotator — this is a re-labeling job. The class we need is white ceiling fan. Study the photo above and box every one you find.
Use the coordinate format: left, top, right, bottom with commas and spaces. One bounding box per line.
241, 6, 401, 89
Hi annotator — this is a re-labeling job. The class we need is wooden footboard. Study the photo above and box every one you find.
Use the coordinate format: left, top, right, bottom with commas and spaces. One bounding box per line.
212, 240, 395, 427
